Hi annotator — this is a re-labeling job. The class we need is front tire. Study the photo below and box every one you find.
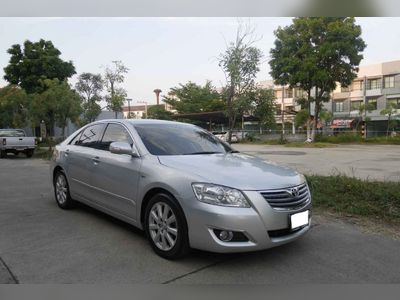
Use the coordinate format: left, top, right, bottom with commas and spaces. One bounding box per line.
54, 170, 75, 209
0, 150, 5, 158
144, 193, 189, 259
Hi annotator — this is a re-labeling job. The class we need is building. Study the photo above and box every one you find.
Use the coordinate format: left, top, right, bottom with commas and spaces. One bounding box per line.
325, 60, 400, 135
122, 103, 173, 119
259, 60, 400, 136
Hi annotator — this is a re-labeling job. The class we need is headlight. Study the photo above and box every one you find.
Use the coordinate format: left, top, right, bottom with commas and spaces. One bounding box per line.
192, 183, 250, 208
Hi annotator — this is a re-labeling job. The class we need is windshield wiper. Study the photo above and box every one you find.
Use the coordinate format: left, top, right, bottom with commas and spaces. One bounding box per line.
182, 151, 224, 155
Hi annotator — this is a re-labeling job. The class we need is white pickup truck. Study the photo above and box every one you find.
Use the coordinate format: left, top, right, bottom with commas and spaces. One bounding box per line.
0, 129, 36, 158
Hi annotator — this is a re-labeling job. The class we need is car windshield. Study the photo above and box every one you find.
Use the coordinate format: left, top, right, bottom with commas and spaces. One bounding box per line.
0, 130, 25, 137
134, 123, 233, 156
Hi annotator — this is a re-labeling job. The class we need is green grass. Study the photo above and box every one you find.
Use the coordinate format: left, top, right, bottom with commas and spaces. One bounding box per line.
307, 175, 400, 225
33, 147, 53, 160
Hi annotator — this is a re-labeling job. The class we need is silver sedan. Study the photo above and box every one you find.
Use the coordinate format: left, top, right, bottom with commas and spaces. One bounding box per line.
50, 119, 311, 259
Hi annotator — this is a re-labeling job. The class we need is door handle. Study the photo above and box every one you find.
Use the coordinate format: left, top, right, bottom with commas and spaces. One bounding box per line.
92, 156, 100, 164
64, 149, 70, 157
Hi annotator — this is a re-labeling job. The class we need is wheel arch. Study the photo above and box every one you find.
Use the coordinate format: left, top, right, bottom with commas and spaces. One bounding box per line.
140, 187, 184, 227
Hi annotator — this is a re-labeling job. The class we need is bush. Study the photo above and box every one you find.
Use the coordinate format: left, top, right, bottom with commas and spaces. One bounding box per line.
315, 132, 363, 143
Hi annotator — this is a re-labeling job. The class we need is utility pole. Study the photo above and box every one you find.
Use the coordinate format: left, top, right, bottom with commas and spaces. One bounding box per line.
126, 98, 132, 119
363, 75, 367, 139
282, 86, 285, 134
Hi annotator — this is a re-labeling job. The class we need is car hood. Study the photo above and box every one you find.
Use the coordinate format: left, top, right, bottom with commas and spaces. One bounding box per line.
157, 153, 304, 190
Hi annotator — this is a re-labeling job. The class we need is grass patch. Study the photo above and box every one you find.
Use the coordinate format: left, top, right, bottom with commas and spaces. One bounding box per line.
33, 147, 53, 160
316, 133, 400, 145
307, 175, 400, 225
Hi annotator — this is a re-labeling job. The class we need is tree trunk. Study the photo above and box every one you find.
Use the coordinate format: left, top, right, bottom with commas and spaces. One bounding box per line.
306, 92, 312, 141
387, 115, 391, 138
311, 90, 321, 142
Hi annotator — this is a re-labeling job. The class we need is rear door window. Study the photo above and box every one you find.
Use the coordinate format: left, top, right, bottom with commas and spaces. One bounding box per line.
75, 124, 104, 148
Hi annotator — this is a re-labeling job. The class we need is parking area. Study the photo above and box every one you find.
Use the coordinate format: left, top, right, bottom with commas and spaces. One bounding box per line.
0, 151, 400, 283
233, 144, 400, 182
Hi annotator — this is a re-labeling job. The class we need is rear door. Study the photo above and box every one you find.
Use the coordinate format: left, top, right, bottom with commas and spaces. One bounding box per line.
64, 123, 105, 200
88, 122, 141, 221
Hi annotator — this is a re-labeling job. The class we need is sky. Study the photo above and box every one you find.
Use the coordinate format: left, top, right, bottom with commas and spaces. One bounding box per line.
1, 17, 400, 105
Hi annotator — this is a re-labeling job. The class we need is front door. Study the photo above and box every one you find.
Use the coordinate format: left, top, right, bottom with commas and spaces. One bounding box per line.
89, 123, 141, 221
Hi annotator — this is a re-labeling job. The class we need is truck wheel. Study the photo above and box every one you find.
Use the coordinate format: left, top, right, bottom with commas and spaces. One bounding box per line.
0, 150, 6, 158
26, 149, 34, 158
54, 170, 76, 209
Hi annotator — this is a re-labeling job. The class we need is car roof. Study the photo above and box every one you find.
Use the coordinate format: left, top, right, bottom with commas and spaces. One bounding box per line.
94, 119, 195, 127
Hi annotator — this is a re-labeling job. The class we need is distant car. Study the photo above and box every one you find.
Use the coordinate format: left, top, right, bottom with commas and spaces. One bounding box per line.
0, 129, 36, 158
212, 131, 238, 143
51, 120, 311, 259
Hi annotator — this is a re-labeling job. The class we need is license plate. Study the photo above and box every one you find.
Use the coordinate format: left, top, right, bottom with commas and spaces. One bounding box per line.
290, 210, 309, 229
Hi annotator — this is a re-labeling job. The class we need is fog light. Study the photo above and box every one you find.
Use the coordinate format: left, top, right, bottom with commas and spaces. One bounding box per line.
219, 230, 233, 242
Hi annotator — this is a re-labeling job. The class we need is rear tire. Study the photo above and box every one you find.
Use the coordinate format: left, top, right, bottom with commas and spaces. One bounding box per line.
144, 193, 189, 259
26, 149, 34, 158
0, 150, 5, 158
53, 170, 76, 209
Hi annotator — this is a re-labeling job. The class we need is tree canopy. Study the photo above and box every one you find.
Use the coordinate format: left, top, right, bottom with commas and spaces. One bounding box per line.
163, 81, 225, 114
218, 23, 263, 142
31, 79, 82, 136
269, 17, 366, 140
76, 73, 103, 124
146, 105, 173, 120
3, 39, 76, 94
103, 61, 129, 118
0, 85, 30, 128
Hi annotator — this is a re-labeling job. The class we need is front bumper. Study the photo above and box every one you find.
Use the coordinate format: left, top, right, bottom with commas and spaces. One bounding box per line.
186, 190, 311, 253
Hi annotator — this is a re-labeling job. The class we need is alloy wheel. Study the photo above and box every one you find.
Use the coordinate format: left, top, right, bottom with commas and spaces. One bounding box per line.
148, 202, 178, 251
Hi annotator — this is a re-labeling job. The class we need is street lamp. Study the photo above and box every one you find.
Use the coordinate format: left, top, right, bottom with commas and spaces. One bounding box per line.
137, 100, 148, 119
126, 98, 132, 119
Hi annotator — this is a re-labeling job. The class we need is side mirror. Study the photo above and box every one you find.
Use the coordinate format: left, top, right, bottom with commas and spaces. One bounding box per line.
109, 142, 139, 157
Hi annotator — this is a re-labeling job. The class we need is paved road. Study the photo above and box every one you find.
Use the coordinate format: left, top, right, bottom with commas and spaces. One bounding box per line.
0, 156, 400, 283
233, 144, 400, 182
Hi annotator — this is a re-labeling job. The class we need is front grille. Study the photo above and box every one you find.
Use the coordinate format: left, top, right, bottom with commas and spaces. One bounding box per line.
260, 183, 310, 210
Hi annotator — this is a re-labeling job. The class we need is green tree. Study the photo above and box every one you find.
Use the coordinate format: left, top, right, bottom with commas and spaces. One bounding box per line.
270, 17, 366, 141
103, 61, 129, 118
380, 102, 399, 137
147, 105, 173, 120
163, 81, 225, 113
0, 85, 30, 128
75, 73, 103, 124
218, 23, 263, 142
294, 109, 309, 129
252, 88, 276, 129
31, 79, 82, 137
3, 39, 75, 94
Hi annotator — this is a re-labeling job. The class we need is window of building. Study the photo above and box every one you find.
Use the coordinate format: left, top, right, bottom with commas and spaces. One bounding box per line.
334, 101, 344, 112
341, 86, 350, 92
352, 81, 363, 91
284, 88, 293, 98
351, 100, 362, 110
294, 88, 304, 98
367, 79, 381, 90
388, 98, 400, 109
384, 75, 395, 88
367, 98, 378, 110
275, 90, 282, 99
